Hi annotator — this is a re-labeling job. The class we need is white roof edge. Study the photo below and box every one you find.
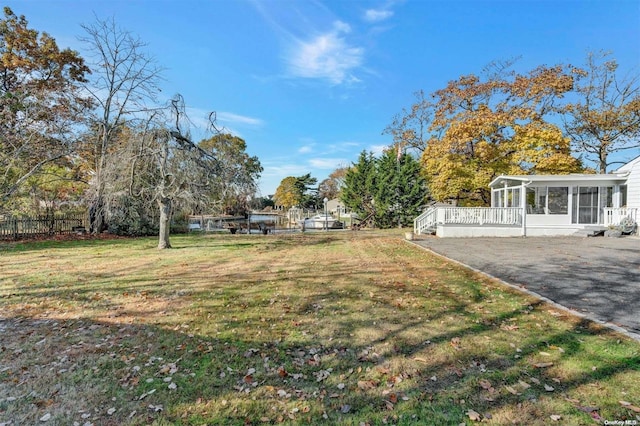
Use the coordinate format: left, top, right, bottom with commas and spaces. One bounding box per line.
489, 175, 530, 187
489, 173, 628, 188
615, 154, 640, 172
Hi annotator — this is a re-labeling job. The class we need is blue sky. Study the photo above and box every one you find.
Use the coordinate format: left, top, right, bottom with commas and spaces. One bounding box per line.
6, 0, 640, 195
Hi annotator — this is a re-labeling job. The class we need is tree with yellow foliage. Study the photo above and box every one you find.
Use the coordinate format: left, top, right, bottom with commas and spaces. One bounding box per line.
421, 62, 582, 205
273, 176, 301, 209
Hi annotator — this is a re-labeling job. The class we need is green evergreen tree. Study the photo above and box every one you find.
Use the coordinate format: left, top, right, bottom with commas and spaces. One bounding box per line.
341, 149, 428, 229
375, 150, 428, 228
341, 151, 377, 226
295, 173, 318, 208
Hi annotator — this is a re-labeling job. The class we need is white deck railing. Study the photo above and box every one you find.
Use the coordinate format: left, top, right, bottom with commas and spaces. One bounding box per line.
414, 207, 522, 234
414, 207, 437, 234
603, 208, 638, 227
439, 207, 522, 226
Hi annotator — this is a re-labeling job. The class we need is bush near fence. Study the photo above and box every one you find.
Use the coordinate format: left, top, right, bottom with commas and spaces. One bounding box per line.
0, 213, 88, 240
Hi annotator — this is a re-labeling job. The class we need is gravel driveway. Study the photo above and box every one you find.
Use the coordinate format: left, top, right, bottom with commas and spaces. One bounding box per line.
411, 235, 640, 340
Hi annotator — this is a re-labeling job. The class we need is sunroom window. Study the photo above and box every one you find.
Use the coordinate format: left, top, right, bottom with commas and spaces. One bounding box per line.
548, 187, 569, 214
526, 186, 568, 214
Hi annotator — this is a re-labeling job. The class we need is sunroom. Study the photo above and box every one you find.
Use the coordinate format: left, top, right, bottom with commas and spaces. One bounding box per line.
489, 174, 629, 236
414, 155, 640, 237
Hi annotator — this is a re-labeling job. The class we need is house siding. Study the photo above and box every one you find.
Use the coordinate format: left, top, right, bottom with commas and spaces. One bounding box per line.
615, 155, 640, 209
626, 161, 640, 209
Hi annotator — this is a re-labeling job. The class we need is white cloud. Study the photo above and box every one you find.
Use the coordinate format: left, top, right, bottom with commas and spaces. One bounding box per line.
309, 157, 348, 169
363, 9, 394, 23
298, 145, 314, 154
262, 163, 310, 177
369, 144, 388, 156
287, 21, 364, 85
182, 108, 263, 140
332, 20, 352, 33
216, 111, 264, 126
326, 140, 362, 153
258, 162, 310, 195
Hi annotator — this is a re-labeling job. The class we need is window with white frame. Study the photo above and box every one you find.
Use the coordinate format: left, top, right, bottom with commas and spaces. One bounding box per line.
526, 186, 568, 214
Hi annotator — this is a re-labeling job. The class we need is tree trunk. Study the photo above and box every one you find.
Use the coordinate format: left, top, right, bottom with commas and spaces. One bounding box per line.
599, 149, 608, 174
90, 198, 107, 234
158, 196, 172, 249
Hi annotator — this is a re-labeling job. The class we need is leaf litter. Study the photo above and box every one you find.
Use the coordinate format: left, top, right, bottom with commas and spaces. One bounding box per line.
1, 232, 639, 424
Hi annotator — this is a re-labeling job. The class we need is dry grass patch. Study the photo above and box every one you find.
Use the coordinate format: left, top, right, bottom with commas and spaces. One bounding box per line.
0, 230, 639, 425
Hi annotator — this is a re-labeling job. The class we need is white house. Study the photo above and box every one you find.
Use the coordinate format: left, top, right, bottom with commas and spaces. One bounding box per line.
414, 156, 640, 237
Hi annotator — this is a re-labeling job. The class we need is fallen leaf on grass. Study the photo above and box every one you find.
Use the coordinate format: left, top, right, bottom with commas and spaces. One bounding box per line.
138, 389, 156, 400
34, 399, 54, 408
450, 337, 461, 349
358, 380, 377, 390
550, 414, 562, 421
501, 324, 519, 331
39, 413, 51, 422
544, 384, 555, 392
505, 386, 519, 395
277, 389, 290, 398
578, 405, 600, 417
479, 379, 492, 390
533, 362, 554, 368
314, 369, 331, 382
466, 409, 481, 421
375, 365, 390, 375
619, 401, 640, 413
590, 411, 603, 421
518, 380, 531, 389
277, 366, 288, 378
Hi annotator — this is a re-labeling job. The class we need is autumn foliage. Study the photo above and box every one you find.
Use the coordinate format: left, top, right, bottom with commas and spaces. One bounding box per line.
422, 63, 582, 205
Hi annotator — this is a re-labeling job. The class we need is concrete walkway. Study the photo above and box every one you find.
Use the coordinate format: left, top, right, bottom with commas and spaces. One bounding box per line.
411, 235, 640, 340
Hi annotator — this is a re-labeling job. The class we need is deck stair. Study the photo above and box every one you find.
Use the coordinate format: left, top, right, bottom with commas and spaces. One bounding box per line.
573, 226, 607, 237
414, 207, 438, 235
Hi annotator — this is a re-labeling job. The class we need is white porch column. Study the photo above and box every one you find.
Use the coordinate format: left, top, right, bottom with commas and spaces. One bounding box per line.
613, 185, 621, 208
503, 182, 508, 207
521, 181, 527, 237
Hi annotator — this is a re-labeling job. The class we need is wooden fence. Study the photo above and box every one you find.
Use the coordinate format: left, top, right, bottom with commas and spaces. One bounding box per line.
0, 213, 88, 240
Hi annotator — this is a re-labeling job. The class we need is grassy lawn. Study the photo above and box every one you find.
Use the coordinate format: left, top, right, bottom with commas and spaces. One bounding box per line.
1, 230, 639, 425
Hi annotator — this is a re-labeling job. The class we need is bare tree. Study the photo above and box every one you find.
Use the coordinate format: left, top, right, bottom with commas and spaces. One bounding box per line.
563, 51, 640, 172
79, 16, 164, 233
318, 167, 347, 200
383, 90, 436, 154
103, 96, 221, 249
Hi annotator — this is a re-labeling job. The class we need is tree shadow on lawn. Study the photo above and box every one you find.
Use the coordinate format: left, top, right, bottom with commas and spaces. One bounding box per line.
1, 298, 639, 425
2, 233, 639, 424
0, 232, 346, 261
0, 235, 144, 253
